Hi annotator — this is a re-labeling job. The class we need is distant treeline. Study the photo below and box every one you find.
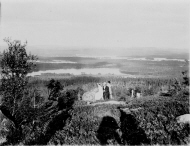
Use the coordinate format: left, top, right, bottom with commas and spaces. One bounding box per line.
33, 62, 110, 72
28, 76, 178, 100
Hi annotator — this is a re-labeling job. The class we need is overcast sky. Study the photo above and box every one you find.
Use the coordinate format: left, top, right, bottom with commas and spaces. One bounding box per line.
0, 0, 189, 51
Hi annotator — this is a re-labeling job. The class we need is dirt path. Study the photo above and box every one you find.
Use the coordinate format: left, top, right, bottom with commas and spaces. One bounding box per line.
88, 100, 126, 106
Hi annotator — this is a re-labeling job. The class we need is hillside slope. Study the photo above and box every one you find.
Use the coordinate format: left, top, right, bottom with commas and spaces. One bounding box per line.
48, 93, 189, 145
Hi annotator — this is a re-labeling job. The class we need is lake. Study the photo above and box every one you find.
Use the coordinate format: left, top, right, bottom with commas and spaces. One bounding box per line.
28, 68, 125, 76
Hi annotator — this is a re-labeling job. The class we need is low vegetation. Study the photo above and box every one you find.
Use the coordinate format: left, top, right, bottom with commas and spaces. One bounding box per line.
47, 92, 189, 145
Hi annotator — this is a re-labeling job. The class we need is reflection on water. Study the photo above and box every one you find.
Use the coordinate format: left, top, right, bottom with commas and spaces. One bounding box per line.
28, 68, 125, 76
36, 60, 77, 64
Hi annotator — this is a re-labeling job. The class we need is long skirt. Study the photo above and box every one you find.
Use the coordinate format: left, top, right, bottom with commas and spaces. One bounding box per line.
103, 92, 110, 100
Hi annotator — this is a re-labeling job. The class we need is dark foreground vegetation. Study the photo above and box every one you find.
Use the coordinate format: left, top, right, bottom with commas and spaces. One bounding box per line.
0, 39, 189, 145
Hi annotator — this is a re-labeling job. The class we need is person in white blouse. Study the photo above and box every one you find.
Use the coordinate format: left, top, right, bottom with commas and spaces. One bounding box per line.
95, 83, 103, 100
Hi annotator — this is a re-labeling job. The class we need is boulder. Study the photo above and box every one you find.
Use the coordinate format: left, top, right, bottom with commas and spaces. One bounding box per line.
176, 114, 190, 124
82, 90, 96, 102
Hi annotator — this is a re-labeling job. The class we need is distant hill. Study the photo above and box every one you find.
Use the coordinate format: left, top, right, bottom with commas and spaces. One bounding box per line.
0, 45, 189, 59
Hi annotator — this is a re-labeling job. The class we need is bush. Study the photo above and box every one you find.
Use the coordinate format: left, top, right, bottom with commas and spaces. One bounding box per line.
125, 94, 189, 145
46, 79, 63, 101
58, 89, 78, 110
142, 88, 154, 96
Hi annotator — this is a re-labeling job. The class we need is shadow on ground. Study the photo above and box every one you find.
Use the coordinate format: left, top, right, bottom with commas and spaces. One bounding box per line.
97, 116, 121, 145
96, 108, 151, 145
119, 109, 150, 145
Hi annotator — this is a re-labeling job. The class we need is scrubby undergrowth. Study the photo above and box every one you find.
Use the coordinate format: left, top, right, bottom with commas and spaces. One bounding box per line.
0, 90, 189, 145
48, 92, 189, 145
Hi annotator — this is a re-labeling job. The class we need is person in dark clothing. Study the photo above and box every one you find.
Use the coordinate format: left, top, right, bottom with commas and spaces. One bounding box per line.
105, 85, 110, 100
103, 82, 106, 100
107, 81, 112, 99
103, 81, 111, 100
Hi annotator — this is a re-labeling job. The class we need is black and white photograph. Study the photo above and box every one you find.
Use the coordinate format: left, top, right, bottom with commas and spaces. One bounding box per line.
0, 0, 189, 145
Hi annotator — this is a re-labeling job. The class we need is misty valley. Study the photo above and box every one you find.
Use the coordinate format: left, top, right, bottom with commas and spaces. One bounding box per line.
31, 56, 187, 78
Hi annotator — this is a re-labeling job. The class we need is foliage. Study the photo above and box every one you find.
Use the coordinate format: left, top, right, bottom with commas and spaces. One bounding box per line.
0, 39, 36, 106
181, 60, 189, 87
142, 87, 154, 96
0, 39, 37, 144
182, 70, 189, 86
46, 79, 63, 101
58, 89, 78, 110
49, 103, 121, 145
22, 87, 80, 145
167, 61, 189, 96
126, 94, 189, 145
49, 93, 189, 145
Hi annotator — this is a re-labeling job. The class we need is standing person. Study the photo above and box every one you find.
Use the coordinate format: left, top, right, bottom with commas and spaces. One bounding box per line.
104, 84, 110, 100
103, 82, 108, 100
95, 83, 103, 100
107, 81, 112, 99
131, 89, 134, 98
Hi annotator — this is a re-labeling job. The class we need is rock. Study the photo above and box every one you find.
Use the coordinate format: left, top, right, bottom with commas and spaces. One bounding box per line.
176, 114, 190, 124
0, 138, 6, 144
120, 108, 131, 114
120, 107, 144, 114
136, 93, 141, 98
82, 91, 96, 102
87, 101, 91, 105
130, 107, 144, 112
90, 101, 126, 106
1, 118, 9, 132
